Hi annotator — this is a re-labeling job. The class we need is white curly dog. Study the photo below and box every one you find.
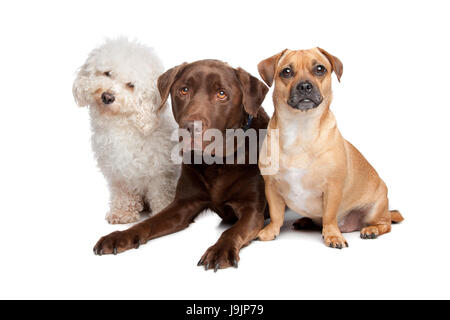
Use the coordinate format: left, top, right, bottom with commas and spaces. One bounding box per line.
73, 38, 179, 224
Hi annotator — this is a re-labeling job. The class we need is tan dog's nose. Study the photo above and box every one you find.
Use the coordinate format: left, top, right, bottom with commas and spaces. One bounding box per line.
297, 81, 313, 94
101, 92, 115, 105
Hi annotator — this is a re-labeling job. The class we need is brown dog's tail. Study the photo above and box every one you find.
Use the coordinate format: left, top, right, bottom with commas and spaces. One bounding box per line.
390, 210, 404, 223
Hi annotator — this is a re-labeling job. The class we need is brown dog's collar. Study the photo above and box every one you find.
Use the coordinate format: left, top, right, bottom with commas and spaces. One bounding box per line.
242, 114, 253, 131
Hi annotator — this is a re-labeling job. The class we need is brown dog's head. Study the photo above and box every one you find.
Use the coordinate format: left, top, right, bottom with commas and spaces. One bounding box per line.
157, 59, 268, 152
258, 48, 343, 112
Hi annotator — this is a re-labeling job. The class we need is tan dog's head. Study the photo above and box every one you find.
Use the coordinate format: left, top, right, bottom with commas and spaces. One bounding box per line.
258, 48, 343, 112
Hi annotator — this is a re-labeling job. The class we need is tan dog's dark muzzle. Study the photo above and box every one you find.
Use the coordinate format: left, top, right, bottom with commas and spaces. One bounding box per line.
288, 80, 323, 111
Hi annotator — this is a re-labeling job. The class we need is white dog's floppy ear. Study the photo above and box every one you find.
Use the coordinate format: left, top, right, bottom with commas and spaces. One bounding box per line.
72, 66, 90, 107
317, 47, 343, 82
157, 63, 188, 112
257, 49, 288, 87
235, 67, 269, 118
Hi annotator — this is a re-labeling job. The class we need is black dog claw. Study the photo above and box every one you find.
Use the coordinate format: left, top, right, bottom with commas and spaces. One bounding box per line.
214, 264, 220, 273
113, 248, 117, 255
233, 260, 238, 268
197, 259, 204, 267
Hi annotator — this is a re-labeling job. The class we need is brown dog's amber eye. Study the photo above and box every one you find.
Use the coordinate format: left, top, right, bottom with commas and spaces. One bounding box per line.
217, 90, 227, 99
127, 82, 135, 89
104, 71, 112, 77
281, 68, 293, 78
180, 87, 189, 95
313, 65, 327, 76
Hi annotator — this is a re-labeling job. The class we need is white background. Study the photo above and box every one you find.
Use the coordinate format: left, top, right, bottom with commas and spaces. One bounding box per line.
0, 0, 449, 299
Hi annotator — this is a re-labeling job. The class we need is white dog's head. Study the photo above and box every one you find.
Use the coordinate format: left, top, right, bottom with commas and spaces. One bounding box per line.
73, 38, 165, 135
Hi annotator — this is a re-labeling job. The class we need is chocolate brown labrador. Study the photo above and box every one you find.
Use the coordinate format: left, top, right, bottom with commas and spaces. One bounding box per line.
93, 60, 270, 271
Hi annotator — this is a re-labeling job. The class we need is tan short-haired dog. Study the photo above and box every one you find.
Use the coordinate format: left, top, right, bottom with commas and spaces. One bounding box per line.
257, 48, 403, 248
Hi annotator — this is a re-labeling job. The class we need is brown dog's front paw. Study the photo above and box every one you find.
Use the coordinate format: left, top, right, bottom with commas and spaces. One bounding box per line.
197, 242, 240, 272
93, 230, 143, 255
323, 233, 348, 249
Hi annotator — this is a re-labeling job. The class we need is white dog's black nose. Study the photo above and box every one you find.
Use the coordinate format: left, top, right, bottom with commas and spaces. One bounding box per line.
101, 92, 115, 105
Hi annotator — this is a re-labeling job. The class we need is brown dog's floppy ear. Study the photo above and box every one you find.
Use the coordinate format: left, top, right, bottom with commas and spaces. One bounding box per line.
157, 62, 188, 111
257, 49, 288, 87
235, 67, 269, 117
317, 47, 343, 82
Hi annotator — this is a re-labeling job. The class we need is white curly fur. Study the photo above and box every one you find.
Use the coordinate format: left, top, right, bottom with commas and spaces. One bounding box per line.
73, 38, 179, 224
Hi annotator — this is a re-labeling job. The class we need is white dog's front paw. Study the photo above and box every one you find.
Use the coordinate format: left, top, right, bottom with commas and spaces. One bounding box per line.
106, 211, 140, 224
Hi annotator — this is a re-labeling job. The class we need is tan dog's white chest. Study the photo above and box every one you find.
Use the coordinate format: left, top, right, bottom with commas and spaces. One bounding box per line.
274, 165, 323, 218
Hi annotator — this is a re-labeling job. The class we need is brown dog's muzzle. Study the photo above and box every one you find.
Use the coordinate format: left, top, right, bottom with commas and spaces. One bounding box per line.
181, 120, 207, 136
179, 118, 213, 152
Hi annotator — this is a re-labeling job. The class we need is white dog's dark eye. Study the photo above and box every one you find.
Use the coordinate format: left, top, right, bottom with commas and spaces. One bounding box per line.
104, 71, 112, 77
280, 67, 293, 78
127, 82, 135, 89
313, 65, 327, 76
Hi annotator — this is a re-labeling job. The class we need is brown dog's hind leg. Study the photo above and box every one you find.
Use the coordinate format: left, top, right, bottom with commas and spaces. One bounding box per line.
293, 217, 321, 230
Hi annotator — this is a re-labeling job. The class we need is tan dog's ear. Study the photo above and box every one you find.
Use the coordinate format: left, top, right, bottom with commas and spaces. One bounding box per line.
317, 47, 343, 82
235, 67, 269, 117
157, 62, 188, 112
257, 49, 288, 87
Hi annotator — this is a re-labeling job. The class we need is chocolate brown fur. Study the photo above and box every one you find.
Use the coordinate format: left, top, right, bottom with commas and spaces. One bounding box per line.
94, 60, 269, 271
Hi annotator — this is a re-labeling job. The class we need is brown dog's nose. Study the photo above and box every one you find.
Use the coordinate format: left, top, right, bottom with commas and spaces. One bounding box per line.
101, 92, 115, 105
183, 121, 204, 135
297, 81, 313, 94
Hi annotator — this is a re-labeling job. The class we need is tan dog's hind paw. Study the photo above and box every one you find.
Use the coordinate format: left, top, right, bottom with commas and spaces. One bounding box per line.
258, 224, 280, 241
360, 226, 381, 239
323, 233, 348, 249
106, 211, 140, 224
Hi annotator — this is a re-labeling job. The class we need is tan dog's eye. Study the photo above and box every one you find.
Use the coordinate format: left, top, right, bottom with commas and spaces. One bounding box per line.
180, 87, 189, 95
127, 82, 135, 89
313, 65, 327, 76
217, 90, 227, 100
104, 71, 112, 77
280, 68, 293, 78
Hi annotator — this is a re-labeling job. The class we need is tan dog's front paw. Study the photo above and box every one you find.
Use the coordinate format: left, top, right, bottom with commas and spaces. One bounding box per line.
106, 211, 140, 224
258, 224, 280, 241
323, 233, 348, 249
